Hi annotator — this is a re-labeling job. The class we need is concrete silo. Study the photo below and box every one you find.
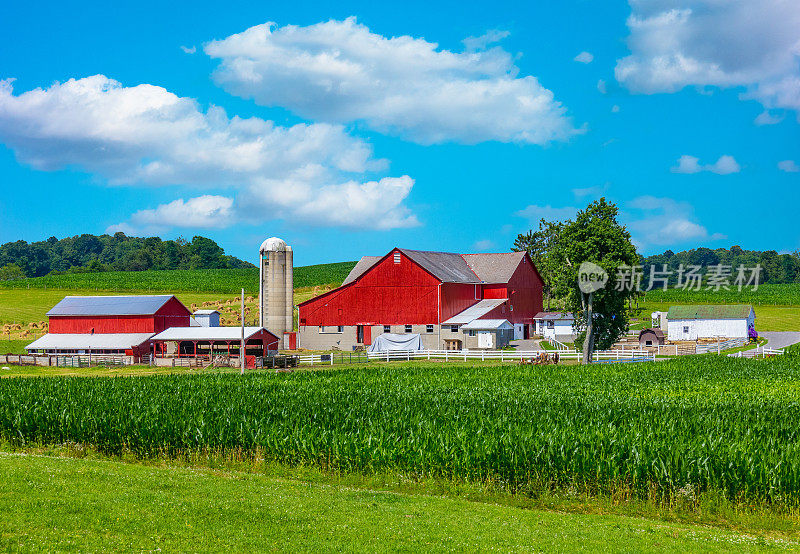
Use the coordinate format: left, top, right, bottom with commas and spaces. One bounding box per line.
259, 237, 293, 347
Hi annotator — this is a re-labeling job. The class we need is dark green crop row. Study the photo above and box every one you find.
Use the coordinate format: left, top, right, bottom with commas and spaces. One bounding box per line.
641, 283, 800, 305
2, 357, 799, 502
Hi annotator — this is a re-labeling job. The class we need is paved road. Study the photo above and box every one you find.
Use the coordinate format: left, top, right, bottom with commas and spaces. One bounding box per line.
760, 332, 800, 350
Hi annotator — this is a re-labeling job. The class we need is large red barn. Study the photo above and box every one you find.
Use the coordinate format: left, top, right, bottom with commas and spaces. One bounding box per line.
298, 248, 544, 350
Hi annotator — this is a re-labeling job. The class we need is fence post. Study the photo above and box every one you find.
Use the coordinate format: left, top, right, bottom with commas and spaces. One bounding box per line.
427, 350, 431, 360
501, 351, 504, 363
445, 351, 448, 362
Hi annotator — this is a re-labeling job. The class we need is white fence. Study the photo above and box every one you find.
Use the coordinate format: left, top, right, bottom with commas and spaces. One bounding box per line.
297, 348, 655, 366
548, 338, 571, 351
729, 346, 785, 359
696, 337, 748, 354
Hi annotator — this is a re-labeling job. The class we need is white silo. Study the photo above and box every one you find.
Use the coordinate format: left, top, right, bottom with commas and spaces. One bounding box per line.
259, 237, 293, 346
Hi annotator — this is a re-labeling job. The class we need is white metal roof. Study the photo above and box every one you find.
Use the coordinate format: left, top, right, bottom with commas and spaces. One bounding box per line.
151, 326, 270, 342
461, 319, 513, 330
441, 298, 507, 325
26, 333, 154, 350
260, 237, 290, 252
193, 309, 220, 315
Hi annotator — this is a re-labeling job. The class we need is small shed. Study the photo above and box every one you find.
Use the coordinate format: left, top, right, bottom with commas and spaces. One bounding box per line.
193, 309, 220, 327
638, 328, 665, 347
461, 319, 514, 349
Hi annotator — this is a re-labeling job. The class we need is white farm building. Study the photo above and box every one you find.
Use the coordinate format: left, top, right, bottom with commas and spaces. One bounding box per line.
666, 305, 755, 341
533, 312, 576, 341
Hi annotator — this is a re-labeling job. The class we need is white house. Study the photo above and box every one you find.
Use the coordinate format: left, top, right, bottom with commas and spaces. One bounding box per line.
666, 305, 755, 341
533, 312, 576, 340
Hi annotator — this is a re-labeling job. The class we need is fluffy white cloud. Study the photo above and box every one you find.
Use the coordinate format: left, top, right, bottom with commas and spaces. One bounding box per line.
0, 75, 417, 231
616, 1, 800, 116
111, 196, 235, 234
778, 160, 799, 173
574, 51, 594, 64
180, 45, 197, 54
625, 196, 725, 250
204, 18, 580, 145
671, 154, 740, 175
597, 79, 607, 94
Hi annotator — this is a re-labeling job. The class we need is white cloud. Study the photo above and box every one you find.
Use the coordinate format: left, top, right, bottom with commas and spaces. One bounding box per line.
472, 239, 495, 251
625, 195, 725, 250
574, 51, 594, 64
204, 18, 580, 145
515, 204, 578, 223
463, 29, 510, 51
180, 45, 197, 54
112, 195, 235, 234
597, 79, 607, 94
616, 1, 800, 117
671, 154, 740, 174
754, 111, 783, 125
778, 160, 799, 172
0, 75, 416, 230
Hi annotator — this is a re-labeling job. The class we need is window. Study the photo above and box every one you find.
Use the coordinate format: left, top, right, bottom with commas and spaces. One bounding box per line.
383, 325, 391, 333
509, 304, 513, 311
405, 324, 412, 333
547, 320, 554, 329
450, 325, 459, 332
338, 326, 344, 333
426, 324, 434, 333
683, 326, 690, 334
468, 330, 476, 337
319, 326, 344, 334
646, 340, 653, 346
394, 252, 401, 264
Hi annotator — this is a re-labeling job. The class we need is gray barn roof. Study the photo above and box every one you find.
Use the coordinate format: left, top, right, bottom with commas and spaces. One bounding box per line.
341, 249, 531, 286
462, 252, 527, 283
47, 295, 177, 316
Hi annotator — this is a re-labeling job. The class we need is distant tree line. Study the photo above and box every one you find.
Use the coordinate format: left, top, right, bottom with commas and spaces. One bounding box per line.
0, 233, 254, 279
639, 246, 800, 285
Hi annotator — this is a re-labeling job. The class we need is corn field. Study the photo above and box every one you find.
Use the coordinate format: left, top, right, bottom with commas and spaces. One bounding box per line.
1, 356, 799, 501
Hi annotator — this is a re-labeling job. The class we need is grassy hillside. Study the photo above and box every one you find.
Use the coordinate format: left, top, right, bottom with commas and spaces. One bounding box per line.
0, 452, 784, 551
0, 261, 356, 294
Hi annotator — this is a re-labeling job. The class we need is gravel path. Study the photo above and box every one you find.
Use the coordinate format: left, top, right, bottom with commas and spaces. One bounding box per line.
760, 332, 800, 350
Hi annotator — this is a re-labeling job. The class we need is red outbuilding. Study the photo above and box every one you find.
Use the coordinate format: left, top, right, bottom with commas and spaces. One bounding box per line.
298, 248, 543, 350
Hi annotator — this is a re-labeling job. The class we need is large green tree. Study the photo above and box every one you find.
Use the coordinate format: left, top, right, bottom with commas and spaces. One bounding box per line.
549, 199, 639, 364
513, 219, 564, 310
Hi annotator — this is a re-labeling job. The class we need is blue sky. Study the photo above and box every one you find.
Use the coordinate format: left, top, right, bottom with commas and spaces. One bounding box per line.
1, 0, 798, 266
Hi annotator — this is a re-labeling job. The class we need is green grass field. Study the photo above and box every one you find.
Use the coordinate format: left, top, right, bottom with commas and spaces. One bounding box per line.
2, 452, 787, 552
0, 262, 356, 294
635, 301, 800, 332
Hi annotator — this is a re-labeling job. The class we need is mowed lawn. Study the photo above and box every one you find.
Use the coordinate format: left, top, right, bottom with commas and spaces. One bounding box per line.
0, 452, 785, 552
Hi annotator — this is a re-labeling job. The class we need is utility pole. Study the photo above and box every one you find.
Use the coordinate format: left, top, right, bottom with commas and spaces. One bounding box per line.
240, 288, 245, 375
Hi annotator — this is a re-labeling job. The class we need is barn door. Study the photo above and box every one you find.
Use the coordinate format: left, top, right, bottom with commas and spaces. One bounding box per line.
363, 326, 372, 345
356, 325, 364, 343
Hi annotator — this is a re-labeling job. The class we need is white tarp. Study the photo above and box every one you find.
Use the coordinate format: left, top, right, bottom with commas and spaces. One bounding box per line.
368, 333, 423, 352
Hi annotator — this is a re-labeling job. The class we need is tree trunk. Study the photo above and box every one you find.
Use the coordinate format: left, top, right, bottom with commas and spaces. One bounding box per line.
582, 292, 594, 364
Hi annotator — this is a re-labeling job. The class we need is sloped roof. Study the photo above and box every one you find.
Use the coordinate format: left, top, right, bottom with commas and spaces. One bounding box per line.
638, 328, 665, 340
26, 333, 153, 350
193, 309, 220, 315
533, 312, 575, 320
47, 295, 179, 316
442, 298, 508, 325
461, 319, 513, 330
398, 249, 480, 283
667, 305, 754, 320
462, 251, 526, 283
342, 256, 382, 285
151, 326, 275, 342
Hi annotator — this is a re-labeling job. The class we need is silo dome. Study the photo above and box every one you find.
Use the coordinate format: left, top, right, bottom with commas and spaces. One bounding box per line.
259, 237, 291, 253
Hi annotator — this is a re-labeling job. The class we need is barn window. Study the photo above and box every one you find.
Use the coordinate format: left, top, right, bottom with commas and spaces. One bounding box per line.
646, 340, 653, 346
405, 324, 412, 333
509, 304, 513, 311
383, 325, 391, 333
683, 326, 690, 334
394, 252, 401, 264
337, 326, 344, 333
468, 330, 476, 337
450, 325, 459, 332
547, 321, 554, 329
426, 324, 434, 333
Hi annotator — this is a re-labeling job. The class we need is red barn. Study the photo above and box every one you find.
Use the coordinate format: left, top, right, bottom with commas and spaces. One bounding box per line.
26, 295, 191, 361
298, 248, 543, 350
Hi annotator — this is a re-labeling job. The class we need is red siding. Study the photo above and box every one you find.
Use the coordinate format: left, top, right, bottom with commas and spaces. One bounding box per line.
300, 250, 442, 325
482, 284, 508, 299
440, 283, 481, 321
500, 254, 543, 324
49, 296, 191, 334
